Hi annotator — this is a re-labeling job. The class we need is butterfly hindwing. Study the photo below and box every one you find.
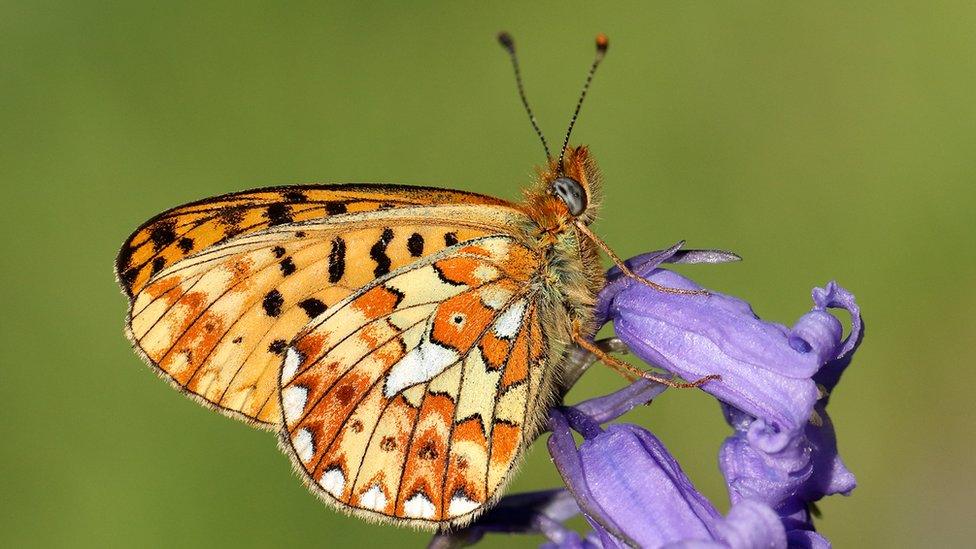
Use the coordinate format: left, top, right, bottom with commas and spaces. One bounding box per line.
124, 202, 528, 427
279, 235, 550, 526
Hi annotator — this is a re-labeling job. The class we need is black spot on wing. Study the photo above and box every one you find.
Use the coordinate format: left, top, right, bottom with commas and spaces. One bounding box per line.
418, 441, 438, 460
370, 228, 395, 277
444, 232, 459, 246
117, 244, 134, 269
177, 237, 194, 254
150, 222, 177, 251
297, 298, 327, 318
407, 233, 424, 257
262, 290, 284, 317
218, 206, 244, 226
151, 256, 166, 275
268, 339, 288, 355
265, 203, 293, 226
328, 237, 346, 283
284, 190, 307, 202
279, 257, 296, 276
122, 268, 138, 286
272, 246, 286, 258
325, 202, 347, 215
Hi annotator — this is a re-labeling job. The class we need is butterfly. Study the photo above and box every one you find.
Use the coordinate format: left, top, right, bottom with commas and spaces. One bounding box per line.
116, 32, 708, 529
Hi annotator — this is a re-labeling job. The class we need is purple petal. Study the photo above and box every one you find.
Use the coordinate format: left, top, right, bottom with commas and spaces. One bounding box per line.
809, 282, 864, 394
785, 530, 831, 549
718, 429, 812, 510
788, 311, 842, 367
570, 423, 722, 546
812, 282, 861, 360
572, 379, 667, 424
426, 489, 581, 548
595, 243, 685, 325
803, 406, 857, 498
608, 243, 686, 282
712, 499, 787, 549
718, 398, 856, 514
605, 268, 821, 432
547, 409, 635, 546
660, 542, 727, 549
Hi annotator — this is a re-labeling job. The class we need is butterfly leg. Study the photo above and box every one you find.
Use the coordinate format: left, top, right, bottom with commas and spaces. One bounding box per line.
561, 337, 629, 389
574, 221, 709, 296
571, 326, 721, 389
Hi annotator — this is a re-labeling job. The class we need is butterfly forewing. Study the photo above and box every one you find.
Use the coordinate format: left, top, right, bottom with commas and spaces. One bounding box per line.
116, 184, 512, 297
124, 200, 525, 427
279, 235, 550, 526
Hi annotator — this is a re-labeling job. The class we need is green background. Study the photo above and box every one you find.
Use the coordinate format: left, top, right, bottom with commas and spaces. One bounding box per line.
3, 2, 974, 547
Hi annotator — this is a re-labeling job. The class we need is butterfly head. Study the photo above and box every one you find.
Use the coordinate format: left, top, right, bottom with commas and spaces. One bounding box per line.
523, 145, 602, 228
499, 32, 607, 227
551, 177, 586, 216
549, 144, 601, 221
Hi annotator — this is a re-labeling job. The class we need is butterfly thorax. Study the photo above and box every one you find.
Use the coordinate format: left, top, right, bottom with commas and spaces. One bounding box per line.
519, 146, 605, 340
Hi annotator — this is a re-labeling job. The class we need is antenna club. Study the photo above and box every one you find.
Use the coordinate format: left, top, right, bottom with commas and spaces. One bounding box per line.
497, 31, 515, 52
595, 33, 609, 53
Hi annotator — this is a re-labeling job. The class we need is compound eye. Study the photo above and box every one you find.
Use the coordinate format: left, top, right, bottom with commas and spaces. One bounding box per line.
551, 177, 587, 217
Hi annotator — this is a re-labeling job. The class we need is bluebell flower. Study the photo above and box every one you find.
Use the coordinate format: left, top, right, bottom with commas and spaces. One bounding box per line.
429, 244, 862, 549
595, 244, 824, 434
547, 406, 788, 548
718, 282, 862, 539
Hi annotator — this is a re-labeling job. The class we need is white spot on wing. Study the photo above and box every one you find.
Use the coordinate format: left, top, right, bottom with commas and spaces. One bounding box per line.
472, 263, 498, 282
448, 494, 480, 517
384, 339, 459, 397
281, 385, 308, 424
293, 428, 314, 463
319, 468, 345, 497
404, 492, 436, 519
492, 299, 527, 339
479, 285, 512, 310
282, 346, 303, 383
360, 484, 387, 511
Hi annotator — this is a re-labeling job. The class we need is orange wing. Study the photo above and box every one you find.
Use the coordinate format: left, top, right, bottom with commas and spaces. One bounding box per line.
116, 184, 511, 297
279, 235, 551, 528
121, 198, 530, 428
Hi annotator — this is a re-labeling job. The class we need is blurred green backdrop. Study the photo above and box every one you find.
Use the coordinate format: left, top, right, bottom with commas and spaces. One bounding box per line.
3, 2, 974, 547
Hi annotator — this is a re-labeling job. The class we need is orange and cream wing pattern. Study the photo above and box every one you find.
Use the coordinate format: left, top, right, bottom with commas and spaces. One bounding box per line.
122, 201, 522, 427
279, 235, 549, 526
116, 184, 512, 297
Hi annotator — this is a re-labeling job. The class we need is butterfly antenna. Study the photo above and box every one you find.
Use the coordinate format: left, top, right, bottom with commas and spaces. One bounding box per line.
558, 33, 609, 173
574, 220, 710, 296
498, 31, 552, 161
